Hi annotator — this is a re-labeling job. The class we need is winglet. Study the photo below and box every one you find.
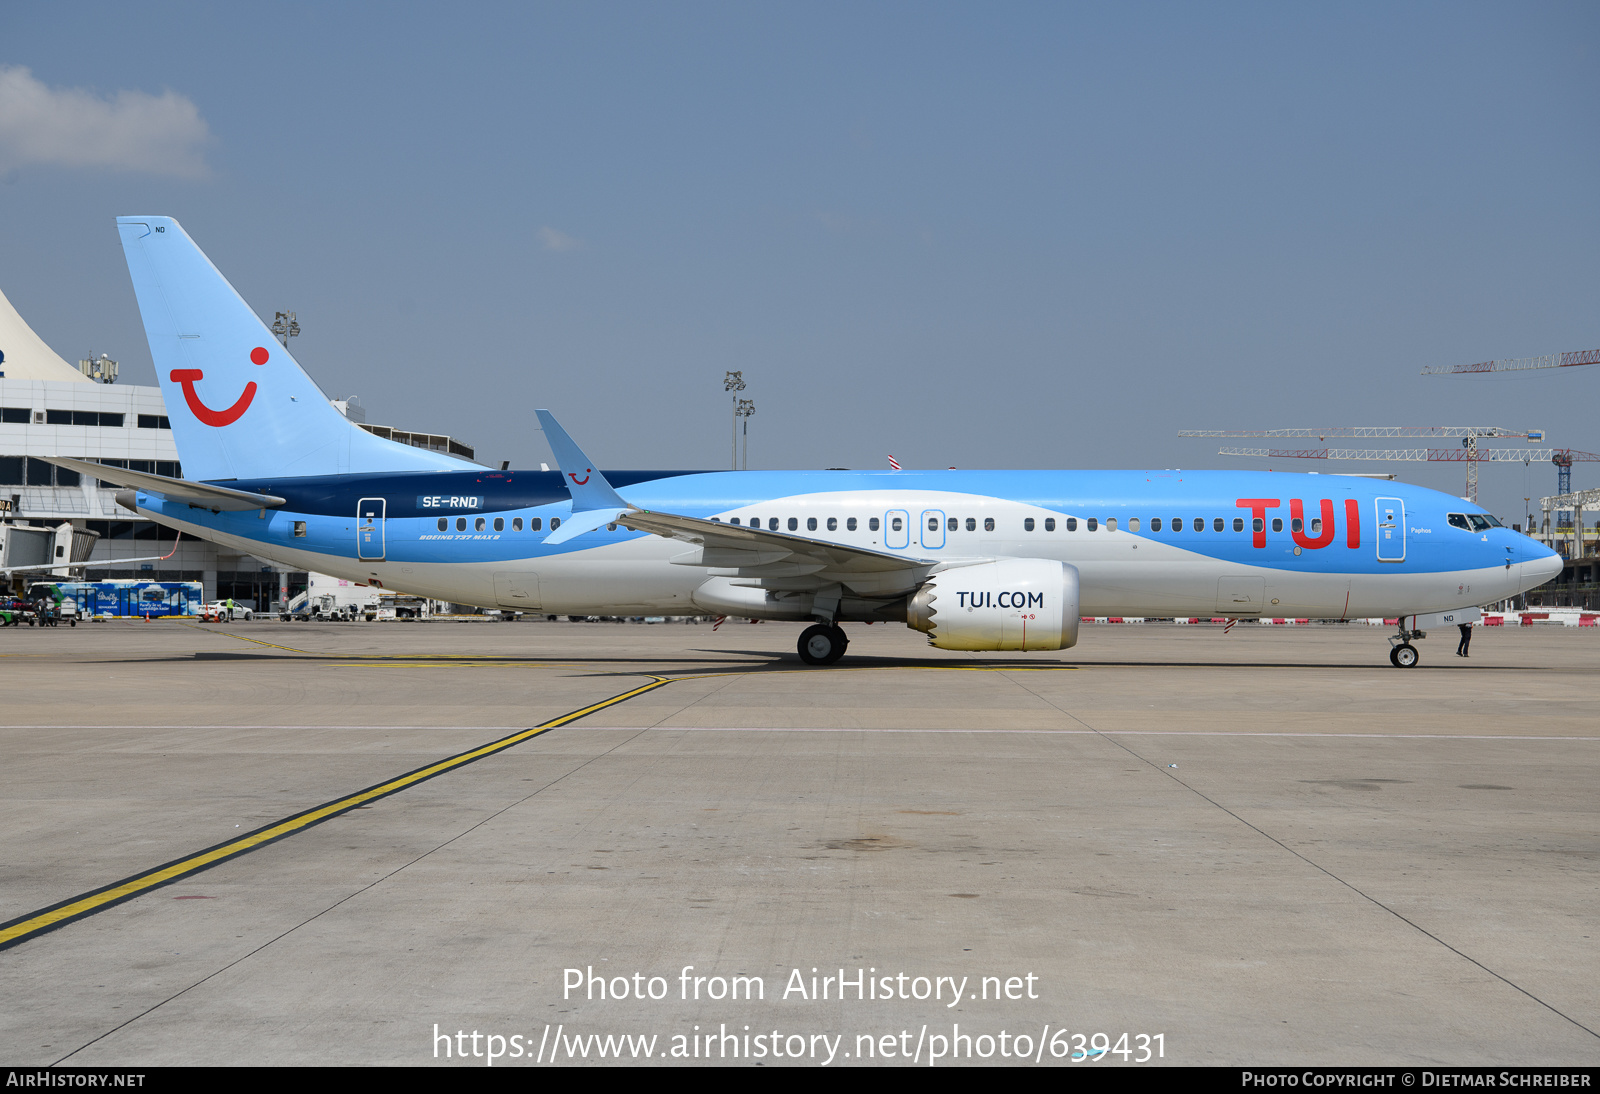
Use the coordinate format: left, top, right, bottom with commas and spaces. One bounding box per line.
536, 410, 634, 544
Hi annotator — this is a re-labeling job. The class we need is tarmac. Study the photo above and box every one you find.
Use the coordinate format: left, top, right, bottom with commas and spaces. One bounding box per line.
1, 617, 1596, 1066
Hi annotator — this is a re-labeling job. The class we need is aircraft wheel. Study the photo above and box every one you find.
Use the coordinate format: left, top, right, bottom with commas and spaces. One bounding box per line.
1393, 643, 1419, 668
798, 623, 847, 665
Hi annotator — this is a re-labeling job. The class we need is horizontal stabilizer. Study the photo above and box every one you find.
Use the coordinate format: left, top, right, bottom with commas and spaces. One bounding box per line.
41, 457, 285, 511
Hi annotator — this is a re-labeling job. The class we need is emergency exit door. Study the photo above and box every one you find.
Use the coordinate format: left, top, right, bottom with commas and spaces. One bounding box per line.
357, 498, 386, 560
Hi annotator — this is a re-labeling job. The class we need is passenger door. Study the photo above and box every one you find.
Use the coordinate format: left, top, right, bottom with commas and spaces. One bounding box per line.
920, 509, 946, 550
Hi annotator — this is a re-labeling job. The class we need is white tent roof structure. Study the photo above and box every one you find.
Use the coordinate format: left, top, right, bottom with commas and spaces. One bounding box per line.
0, 285, 90, 383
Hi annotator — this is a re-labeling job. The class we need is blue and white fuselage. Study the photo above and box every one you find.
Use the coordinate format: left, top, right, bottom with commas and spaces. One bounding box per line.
126, 465, 1553, 623
57, 215, 1561, 667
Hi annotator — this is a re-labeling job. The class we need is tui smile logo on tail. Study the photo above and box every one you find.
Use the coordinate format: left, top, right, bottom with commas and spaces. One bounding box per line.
169, 346, 269, 427
569, 469, 592, 485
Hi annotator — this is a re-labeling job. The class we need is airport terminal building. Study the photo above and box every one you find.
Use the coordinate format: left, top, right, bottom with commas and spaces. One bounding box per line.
0, 286, 473, 608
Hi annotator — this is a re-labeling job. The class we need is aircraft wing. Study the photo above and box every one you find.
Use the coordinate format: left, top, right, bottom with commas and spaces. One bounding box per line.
622, 508, 941, 597
534, 408, 948, 596
622, 509, 921, 572
40, 457, 286, 511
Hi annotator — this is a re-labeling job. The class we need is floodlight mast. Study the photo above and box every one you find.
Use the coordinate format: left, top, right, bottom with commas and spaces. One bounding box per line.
723, 371, 746, 470
736, 398, 754, 470
270, 311, 300, 349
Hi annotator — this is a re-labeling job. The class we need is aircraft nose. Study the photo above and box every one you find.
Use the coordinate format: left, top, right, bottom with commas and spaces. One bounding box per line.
1522, 545, 1564, 590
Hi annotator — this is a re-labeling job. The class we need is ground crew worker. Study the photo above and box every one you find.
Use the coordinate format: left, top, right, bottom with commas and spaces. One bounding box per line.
1457, 621, 1472, 657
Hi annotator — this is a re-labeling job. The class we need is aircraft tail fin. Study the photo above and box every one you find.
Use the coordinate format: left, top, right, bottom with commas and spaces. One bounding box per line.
115, 216, 470, 481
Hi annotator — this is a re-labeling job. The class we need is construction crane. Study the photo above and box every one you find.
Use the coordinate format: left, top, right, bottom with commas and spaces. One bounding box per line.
1179, 426, 1538, 439
1214, 446, 1600, 509
1420, 347, 1600, 375
1180, 427, 1545, 503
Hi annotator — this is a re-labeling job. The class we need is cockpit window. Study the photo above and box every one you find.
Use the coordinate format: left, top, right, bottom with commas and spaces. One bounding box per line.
1447, 513, 1470, 531
1468, 515, 1493, 532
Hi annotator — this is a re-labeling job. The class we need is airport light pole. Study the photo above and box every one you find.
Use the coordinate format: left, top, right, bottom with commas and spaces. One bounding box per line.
271, 311, 300, 349
724, 371, 746, 470
737, 398, 754, 470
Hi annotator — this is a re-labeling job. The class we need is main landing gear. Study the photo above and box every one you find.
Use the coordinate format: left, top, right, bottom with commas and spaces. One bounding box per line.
1387, 621, 1423, 668
798, 623, 849, 666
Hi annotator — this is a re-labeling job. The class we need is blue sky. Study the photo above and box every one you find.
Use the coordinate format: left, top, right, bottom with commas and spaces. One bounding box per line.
3, 2, 1597, 521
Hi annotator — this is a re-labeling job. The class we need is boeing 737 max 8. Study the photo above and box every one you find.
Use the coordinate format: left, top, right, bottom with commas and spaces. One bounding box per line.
46, 217, 1564, 668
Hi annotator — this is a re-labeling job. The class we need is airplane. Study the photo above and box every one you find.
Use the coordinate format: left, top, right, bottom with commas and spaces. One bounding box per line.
46, 216, 1564, 668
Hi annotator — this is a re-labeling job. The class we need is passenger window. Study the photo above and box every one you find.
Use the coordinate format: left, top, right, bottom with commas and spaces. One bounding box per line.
530, 517, 542, 531
869, 517, 879, 531
513, 517, 523, 531
551, 517, 561, 530
1087, 517, 1098, 531
827, 517, 837, 531
768, 518, 778, 531
807, 517, 817, 531
1193, 518, 1203, 532
1106, 518, 1118, 532
1310, 518, 1320, 535
437, 517, 447, 531
1291, 518, 1302, 533
947, 517, 957, 531
1065, 517, 1077, 531
1171, 517, 1181, 532
890, 517, 903, 531
475, 517, 486, 532
1271, 518, 1283, 533
456, 517, 467, 531
1044, 517, 1055, 531
1150, 518, 1161, 531
1252, 518, 1262, 532
983, 517, 995, 531
730, 517, 741, 526
848, 517, 858, 531
929, 516, 939, 531
1024, 517, 1035, 531
966, 517, 976, 531
294, 521, 307, 537
493, 517, 504, 532
1210, 518, 1221, 532
1128, 518, 1139, 532
1233, 518, 1244, 532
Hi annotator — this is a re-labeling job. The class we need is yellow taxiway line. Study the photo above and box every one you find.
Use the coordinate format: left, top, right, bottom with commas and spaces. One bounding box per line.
0, 675, 671, 952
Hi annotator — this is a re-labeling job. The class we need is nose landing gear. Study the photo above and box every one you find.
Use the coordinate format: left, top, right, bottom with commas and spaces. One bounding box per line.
798, 623, 849, 665
1387, 621, 1423, 668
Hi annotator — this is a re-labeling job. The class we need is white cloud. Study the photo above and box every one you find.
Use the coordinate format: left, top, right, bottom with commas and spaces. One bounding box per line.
538, 225, 582, 252
0, 65, 211, 178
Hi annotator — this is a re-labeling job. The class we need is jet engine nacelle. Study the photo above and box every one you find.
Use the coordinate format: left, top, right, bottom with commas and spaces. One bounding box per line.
907, 558, 1080, 651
